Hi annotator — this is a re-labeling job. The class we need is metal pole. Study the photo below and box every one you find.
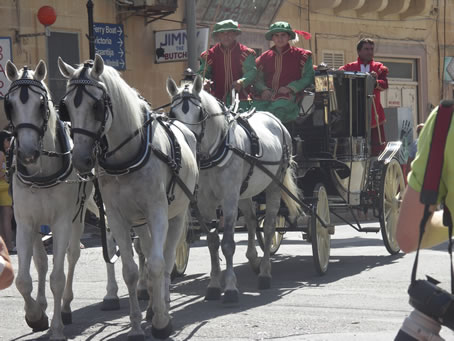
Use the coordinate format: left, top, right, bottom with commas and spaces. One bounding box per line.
185, 0, 197, 71
87, 0, 95, 60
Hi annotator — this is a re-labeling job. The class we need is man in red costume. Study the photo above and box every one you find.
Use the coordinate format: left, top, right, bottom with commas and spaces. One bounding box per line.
198, 20, 257, 111
254, 21, 314, 123
340, 38, 389, 156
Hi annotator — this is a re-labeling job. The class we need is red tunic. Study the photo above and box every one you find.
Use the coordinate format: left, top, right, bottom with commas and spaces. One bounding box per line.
340, 57, 389, 127
255, 44, 312, 100
200, 42, 256, 102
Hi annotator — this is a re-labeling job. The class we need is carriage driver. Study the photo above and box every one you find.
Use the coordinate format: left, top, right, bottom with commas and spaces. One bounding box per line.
340, 38, 389, 156
198, 19, 257, 111
253, 21, 315, 124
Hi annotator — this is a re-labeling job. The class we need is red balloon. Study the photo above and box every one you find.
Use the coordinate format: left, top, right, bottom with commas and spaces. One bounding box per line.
37, 6, 56, 26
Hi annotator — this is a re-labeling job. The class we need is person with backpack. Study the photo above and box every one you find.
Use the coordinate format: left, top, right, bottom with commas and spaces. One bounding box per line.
396, 104, 453, 253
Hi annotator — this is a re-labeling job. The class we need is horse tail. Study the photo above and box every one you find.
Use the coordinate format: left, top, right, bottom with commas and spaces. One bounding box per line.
281, 157, 301, 219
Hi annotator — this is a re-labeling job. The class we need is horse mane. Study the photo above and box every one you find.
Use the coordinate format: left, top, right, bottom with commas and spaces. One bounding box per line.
19, 68, 57, 141
195, 85, 224, 116
97, 65, 148, 134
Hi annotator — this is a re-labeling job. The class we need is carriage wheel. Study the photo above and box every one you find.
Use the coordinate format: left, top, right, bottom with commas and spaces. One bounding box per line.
171, 226, 190, 280
379, 159, 405, 255
256, 204, 284, 255
311, 183, 331, 275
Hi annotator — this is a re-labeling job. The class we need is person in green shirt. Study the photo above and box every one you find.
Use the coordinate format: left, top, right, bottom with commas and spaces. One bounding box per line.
397, 107, 453, 252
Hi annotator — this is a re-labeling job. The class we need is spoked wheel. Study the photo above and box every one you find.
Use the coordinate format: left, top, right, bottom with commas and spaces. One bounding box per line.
311, 183, 331, 275
379, 158, 405, 255
256, 204, 284, 255
171, 226, 190, 280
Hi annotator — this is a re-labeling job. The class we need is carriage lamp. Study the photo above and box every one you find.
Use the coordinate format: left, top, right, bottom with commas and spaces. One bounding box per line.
15, 6, 57, 42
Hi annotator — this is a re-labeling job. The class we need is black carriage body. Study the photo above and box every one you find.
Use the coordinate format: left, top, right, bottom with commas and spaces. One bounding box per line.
295, 70, 376, 205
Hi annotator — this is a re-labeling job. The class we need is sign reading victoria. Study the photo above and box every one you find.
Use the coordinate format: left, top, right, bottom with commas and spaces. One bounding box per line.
94, 23, 125, 70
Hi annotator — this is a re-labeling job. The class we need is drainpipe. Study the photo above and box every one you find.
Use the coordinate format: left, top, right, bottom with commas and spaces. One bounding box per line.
185, 0, 197, 72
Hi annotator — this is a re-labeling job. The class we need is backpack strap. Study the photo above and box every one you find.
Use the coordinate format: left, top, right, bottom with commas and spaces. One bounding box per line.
411, 100, 454, 292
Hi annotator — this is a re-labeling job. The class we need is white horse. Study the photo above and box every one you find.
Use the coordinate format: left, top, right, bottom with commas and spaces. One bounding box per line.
58, 54, 198, 340
3, 60, 121, 340
166, 76, 300, 302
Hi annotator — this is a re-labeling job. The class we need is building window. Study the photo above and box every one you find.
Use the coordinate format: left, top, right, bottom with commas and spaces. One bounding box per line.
322, 50, 344, 69
379, 58, 417, 82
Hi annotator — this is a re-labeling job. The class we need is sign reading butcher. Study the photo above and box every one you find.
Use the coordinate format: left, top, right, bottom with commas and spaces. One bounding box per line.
154, 28, 209, 63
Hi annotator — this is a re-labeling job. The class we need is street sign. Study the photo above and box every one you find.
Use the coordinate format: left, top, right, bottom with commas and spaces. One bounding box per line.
0, 37, 12, 97
93, 23, 125, 70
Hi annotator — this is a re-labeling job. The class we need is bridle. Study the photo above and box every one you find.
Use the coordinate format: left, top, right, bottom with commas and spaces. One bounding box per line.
3, 67, 51, 142
59, 62, 113, 155
168, 84, 225, 143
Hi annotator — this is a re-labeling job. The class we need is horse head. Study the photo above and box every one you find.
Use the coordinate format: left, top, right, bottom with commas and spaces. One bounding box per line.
58, 54, 113, 174
166, 75, 206, 138
4, 60, 54, 165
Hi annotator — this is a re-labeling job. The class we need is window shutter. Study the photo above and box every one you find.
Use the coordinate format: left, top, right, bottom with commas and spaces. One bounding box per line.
322, 51, 345, 69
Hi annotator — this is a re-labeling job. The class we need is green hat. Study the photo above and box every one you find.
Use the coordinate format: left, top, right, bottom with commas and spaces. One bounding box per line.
265, 21, 295, 40
212, 20, 241, 37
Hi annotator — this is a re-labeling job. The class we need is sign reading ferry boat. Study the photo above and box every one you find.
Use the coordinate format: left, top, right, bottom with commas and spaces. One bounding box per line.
93, 23, 125, 70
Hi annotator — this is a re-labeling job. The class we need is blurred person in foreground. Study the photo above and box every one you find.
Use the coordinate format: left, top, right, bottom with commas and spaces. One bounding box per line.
396, 108, 452, 253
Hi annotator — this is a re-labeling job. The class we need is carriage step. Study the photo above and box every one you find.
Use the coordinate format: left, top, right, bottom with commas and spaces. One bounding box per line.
361, 227, 380, 233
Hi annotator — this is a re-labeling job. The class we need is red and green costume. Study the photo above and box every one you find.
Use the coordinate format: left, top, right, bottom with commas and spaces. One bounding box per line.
198, 41, 257, 109
254, 44, 314, 123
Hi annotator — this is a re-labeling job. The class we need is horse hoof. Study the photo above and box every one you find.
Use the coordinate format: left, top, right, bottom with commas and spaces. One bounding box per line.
222, 290, 239, 304
25, 312, 49, 332
152, 320, 173, 339
137, 289, 149, 301
101, 298, 120, 311
127, 334, 145, 341
61, 311, 72, 325
258, 276, 272, 290
205, 287, 221, 301
145, 307, 154, 322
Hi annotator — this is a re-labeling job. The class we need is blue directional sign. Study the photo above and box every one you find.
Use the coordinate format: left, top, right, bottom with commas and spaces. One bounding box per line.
93, 23, 125, 70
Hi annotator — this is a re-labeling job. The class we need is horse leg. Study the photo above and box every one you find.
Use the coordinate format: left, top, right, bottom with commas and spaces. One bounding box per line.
33, 235, 48, 312
133, 226, 153, 321
238, 199, 261, 274
61, 219, 85, 325
206, 228, 222, 300
221, 198, 239, 304
16, 225, 49, 332
148, 212, 186, 339
259, 184, 281, 290
109, 217, 144, 340
133, 227, 150, 301
101, 227, 120, 311
146, 210, 173, 339
48, 224, 71, 340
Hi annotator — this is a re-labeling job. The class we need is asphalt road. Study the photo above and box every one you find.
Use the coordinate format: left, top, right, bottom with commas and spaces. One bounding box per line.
1, 222, 453, 341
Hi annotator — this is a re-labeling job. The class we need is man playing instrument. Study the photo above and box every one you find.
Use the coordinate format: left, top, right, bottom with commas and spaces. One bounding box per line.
253, 21, 314, 124
198, 19, 257, 111
340, 38, 389, 156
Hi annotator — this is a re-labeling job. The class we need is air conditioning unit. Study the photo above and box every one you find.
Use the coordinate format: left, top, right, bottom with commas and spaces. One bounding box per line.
132, 0, 177, 10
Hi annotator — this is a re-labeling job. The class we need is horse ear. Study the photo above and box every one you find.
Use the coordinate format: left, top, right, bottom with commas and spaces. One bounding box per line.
58, 57, 76, 79
91, 54, 104, 79
6, 60, 19, 81
193, 75, 203, 94
166, 77, 178, 97
34, 60, 47, 81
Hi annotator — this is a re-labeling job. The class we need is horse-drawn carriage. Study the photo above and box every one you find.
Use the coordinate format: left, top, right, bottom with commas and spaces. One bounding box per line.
173, 67, 405, 277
